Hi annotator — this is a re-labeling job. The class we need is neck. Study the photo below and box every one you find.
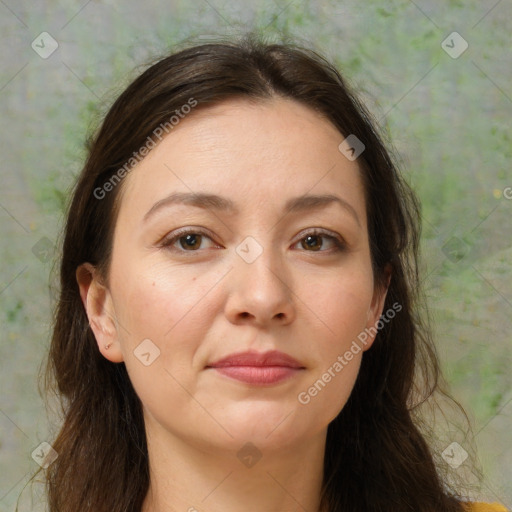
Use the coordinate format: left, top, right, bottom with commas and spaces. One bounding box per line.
140, 412, 328, 512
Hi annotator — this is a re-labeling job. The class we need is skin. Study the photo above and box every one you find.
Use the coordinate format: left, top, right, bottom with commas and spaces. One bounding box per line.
78, 97, 389, 512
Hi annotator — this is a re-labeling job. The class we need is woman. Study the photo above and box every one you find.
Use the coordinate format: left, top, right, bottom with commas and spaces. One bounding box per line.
38, 35, 507, 511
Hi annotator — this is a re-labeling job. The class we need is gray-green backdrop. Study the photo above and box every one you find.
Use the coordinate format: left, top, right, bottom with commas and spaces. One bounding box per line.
0, 0, 510, 510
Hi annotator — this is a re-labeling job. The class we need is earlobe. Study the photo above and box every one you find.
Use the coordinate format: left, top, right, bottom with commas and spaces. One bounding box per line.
76, 263, 124, 363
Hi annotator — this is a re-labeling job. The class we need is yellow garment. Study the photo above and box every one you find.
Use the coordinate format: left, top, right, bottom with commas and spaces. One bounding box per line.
467, 502, 508, 512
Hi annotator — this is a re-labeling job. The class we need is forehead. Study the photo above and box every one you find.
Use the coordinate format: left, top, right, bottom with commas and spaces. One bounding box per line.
117, 97, 366, 221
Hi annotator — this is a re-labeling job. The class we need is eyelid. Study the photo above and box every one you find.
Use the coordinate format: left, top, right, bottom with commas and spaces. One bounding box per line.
292, 227, 347, 251
159, 227, 221, 252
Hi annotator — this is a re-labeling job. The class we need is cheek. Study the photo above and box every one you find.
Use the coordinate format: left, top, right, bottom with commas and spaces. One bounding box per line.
303, 266, 374, 344
113, 260, 221, 342
110, 261, 225, 388
295, 268, 373, 418
297, 355, 362, 425
110, 264, 224, 426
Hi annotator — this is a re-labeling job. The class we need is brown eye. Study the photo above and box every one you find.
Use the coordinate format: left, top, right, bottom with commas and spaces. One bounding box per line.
161, 228, 219, 253
296, 231, 344, 252
178, 233, 203, 250
301, 234, 323, 251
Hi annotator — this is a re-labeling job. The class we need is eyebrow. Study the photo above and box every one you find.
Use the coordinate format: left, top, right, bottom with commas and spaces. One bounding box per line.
143, 192, 361, 226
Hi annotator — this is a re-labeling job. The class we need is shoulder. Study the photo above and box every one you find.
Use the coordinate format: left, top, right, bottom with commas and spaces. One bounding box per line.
464, 502, 509, 512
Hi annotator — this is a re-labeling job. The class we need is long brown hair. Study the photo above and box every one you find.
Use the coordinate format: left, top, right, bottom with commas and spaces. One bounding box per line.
34, 33, 470, 511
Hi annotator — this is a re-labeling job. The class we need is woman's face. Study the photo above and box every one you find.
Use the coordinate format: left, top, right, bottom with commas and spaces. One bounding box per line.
85, 97, 387, 454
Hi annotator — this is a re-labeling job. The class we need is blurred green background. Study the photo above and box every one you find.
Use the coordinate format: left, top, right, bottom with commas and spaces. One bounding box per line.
0, 0, 510, 510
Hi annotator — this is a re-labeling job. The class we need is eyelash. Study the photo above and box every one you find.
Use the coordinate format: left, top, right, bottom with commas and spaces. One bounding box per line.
160, 227, 346, 255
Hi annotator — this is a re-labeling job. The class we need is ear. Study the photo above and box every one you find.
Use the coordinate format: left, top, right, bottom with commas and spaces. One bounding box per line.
76, 263, 124, 363
362, 264, 392, 352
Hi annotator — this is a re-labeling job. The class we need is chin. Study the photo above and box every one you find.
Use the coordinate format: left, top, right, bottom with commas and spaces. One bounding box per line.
217, 405, 311, 445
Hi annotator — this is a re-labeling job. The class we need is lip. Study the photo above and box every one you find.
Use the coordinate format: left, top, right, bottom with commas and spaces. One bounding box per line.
206, 350, 305, 385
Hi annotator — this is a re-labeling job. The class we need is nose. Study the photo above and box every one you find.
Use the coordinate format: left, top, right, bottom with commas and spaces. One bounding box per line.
224, 246, 296, 328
